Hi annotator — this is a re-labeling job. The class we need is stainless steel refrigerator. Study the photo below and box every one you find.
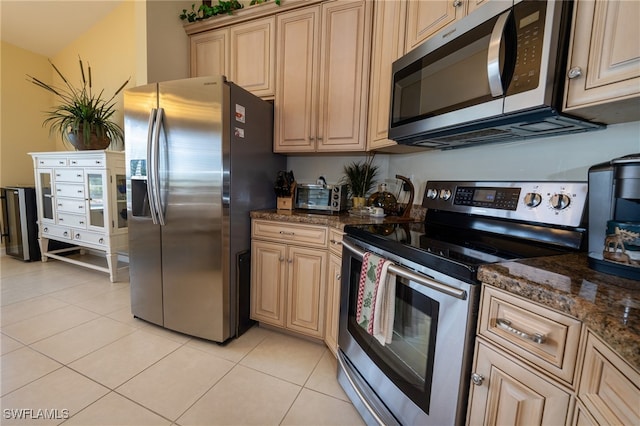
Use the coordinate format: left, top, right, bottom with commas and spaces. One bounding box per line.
124, 76, 285, 342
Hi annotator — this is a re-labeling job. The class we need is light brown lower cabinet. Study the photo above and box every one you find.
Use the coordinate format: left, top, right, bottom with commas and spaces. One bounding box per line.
250, 220, 327, 339
469, 284, 640, 426
467, 339, 572, 425
576, 331, 640, 425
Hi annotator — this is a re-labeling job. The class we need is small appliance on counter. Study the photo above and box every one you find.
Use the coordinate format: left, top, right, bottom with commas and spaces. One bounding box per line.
588, 153, 640, 280
294, 178, 348, 213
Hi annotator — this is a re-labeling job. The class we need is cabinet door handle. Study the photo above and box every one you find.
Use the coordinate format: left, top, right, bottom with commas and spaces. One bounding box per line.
336, 273, 341, 280
567, 66, 582, 79
471, 373, 484, 386
99, 238, 104, 244
287, 259, 293, 264
75, 233, 80, 239
279, 256, 285, 262
453, 0, 462, 6
496, 318, 546, 344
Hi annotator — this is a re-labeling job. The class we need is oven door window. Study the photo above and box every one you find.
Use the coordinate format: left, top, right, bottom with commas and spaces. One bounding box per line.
348, 260, 438, 414
296, 187, 329, 208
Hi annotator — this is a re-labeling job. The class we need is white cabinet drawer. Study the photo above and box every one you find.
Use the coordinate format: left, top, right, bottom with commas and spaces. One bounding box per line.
328, 228, 344, 255
479, 286, 582, 385
56, 184, 85, 199
37, 158, 67, 167
69, 157, 104, 167
57, 212, 87, 228
55, 168, 84, 182
72, 230, 107, 246
56, 198, 86, 213
41, 224, 72, 241
252, 220, 327, 248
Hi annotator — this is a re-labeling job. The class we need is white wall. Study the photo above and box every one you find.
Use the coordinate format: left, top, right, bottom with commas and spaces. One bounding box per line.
287, 121, 640, 202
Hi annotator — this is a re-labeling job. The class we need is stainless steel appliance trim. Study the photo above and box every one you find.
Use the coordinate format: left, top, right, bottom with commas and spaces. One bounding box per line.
146, 108, 159, 225
342, 239, 467, 300
336, 351, 388, 426
151, 107, 165, 226
487, 10, 510, 97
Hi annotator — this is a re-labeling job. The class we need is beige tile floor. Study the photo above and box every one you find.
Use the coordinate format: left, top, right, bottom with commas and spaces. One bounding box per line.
0, 254, 365, 425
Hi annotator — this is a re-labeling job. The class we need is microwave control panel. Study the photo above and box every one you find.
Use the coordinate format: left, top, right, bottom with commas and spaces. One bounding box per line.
422, 181, 587, 228
507, 1, 547, 96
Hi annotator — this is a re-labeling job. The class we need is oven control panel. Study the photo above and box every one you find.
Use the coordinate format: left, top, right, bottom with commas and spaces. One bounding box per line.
422, 181, 588, 227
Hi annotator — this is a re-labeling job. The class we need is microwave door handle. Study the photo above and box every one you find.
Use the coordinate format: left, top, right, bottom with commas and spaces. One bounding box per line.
487, 10, 511, 97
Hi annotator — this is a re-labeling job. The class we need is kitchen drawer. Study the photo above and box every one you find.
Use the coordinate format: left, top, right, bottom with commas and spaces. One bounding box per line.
36, 157, 67, 167
578, 331, 640, 426
69, 157, 104, 167
41, 224, 72, 241
57, 212, 87, 228
328, 228, 344, 256
56, 183, 85, 199
479, 286, 582, 385
56, 198, 86, 214
55, 168, 84, 183
252, 220, 327, 248
72, 230, 107, 246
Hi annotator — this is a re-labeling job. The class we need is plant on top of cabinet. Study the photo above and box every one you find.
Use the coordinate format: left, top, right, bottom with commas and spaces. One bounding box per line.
180, 0, 279, 23
27, 57, 130, 151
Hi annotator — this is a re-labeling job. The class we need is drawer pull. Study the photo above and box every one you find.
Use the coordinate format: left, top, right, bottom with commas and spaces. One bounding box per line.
75, 233, 81, 239
98, 238, 104, 244
330, 239, 342, 246
279, 231, 295, 236
496, 318, 546, 344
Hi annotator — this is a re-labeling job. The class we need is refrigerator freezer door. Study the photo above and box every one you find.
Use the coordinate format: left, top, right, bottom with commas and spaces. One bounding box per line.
158, 76, 227, 341
125, 84, 164, 327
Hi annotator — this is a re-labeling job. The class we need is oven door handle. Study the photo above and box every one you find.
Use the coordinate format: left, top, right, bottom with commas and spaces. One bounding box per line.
342, 240, 467, 300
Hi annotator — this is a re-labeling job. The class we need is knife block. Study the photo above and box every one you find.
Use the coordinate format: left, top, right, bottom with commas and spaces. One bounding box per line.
277, 182, 295, 210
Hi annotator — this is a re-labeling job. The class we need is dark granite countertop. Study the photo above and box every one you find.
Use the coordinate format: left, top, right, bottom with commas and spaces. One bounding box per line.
478, 254, 640, 372
250, 208, 425, 230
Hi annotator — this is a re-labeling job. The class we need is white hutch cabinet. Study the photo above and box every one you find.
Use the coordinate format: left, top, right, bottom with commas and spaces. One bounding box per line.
29, 151, 128, 282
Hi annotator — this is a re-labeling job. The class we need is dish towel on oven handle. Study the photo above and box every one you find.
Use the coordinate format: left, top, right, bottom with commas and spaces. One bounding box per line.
356, 251, 396, 345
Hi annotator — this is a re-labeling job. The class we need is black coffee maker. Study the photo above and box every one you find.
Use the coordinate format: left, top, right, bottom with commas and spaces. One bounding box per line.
588, 153, 640, 280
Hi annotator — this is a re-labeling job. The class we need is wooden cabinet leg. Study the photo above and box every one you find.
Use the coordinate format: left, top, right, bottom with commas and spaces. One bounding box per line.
106, 253, 118, 282
39, 237, 49, 262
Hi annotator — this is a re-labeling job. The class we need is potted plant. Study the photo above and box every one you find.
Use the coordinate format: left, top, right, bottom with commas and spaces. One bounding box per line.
342, 155, 379, 208
27, 56, 130, 150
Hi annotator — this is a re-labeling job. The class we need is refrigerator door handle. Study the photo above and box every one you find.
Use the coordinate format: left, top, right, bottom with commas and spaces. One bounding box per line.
151, 107, 166, 226
146, 108, 159, 225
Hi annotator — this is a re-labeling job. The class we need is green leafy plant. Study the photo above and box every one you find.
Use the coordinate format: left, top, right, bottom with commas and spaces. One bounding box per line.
27, 56, 130, 149
342, 155, 379, 198
179, 0, 280, 22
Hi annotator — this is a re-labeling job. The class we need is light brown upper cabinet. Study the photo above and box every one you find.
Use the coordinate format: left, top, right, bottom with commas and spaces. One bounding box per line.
189, 16, 275, 98
274, 1, 373, 153
563, 0, 640, 124
190, 29, 229, 78
230, 17, 276, 98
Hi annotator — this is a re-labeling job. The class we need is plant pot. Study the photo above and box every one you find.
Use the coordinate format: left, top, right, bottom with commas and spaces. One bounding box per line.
352, 197, 366, 208
67, 131, 111, 150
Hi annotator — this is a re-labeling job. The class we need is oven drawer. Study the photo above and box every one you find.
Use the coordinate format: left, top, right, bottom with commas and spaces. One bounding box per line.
252, 220, 327, 248
479, 286, 582, 385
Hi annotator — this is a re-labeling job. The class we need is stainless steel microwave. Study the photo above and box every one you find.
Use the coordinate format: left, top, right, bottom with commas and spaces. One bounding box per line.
388, 0, 604, 149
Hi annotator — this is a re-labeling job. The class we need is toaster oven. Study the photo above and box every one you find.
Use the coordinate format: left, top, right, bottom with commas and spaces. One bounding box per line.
294, 183, 348, 212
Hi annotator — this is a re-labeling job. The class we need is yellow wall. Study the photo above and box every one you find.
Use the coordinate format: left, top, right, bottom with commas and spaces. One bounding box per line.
0, 43, 56, 187
52, 1, 138, 152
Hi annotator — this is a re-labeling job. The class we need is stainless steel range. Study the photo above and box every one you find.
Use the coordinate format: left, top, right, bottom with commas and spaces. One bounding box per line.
337, 181, 588, 426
